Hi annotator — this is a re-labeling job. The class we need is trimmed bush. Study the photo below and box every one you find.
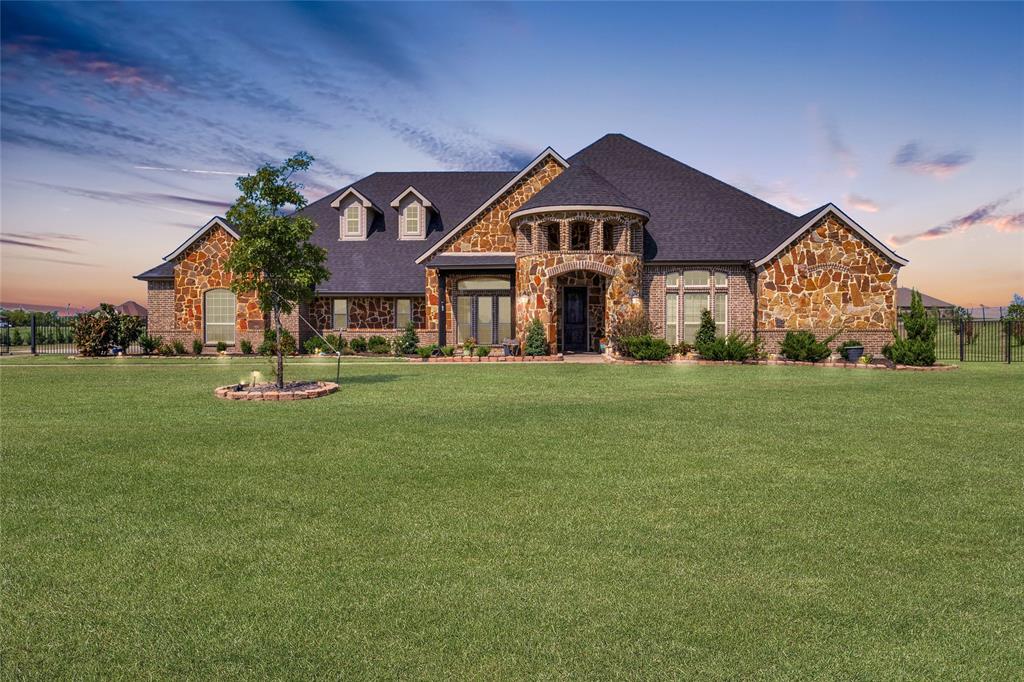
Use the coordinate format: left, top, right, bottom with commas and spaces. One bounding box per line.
172, 339, 187, 355
158, 342, 176, 356
621, 335, 672, 360
303, 337, 324, 355
475, 345, 490, 358
192, 338, 204, 356
671, 341, 692, 356
138, 334, 160, 355
349, 336, 368, 353
73, 314, 112, 356
609, 308, 652, 354
239, 339, 253, 355
416, 344, 436, 359
367, 335, 390, 354
216, 341, 228, 353
523, 319, 548, 356
698, 333, 759, 361
884, 289, 936, 366
258, 329, 296, 356
323, 334, 344, 354
440, 345, 455, 357
695, 309, 717, 350
780, 330, 839, 362
393, 322, 419, 355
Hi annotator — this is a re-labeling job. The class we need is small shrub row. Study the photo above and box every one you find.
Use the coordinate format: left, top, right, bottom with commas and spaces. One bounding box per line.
620, 335, 673, 361
779, 330, 840, 362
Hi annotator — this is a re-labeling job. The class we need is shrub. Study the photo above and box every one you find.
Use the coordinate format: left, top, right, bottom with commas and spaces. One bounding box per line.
323, 333, 345, 354
1006, 294, 1024, 346
476, 345, 490, 358
303, 337, 325, 355
695, 309, 717, 350
192, 338, 204, 355
885, 289, 936, 366
158, 342, 176, 356
259, 329, 296, 356
393, 322, 420, 355
462, 336, 477, 356
440, 345, 455, 357
620, 335, 672, 361
671, 341, 692, 356
698, 333, 759, 361
172, 339, 187, 355
73, 314, 111, 356
836, 339, 864, 360
367, 335, 390, 354
11, 329, 22, 346
239, 338, 253, 355
416, 344, 436, 359
138, 334, 160, 355
523, 319, 548, 356
216, 341, 228, 353
780, 330, 839, 362
950, 306, 975, 344
609, 308, 652, 353
349, 336, 368, 353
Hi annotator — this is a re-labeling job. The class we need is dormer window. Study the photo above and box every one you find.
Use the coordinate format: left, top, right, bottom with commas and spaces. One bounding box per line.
390, 186, 431, 240
331, 187, 375, 241
403, 203, 422, 237
345, 205, 361, 237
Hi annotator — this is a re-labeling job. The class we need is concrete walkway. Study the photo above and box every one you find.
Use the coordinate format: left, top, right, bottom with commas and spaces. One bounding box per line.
561, 353, 607, 364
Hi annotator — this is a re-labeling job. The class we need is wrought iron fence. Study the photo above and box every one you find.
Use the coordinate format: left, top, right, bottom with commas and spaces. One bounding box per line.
0, 317, 149, 355
908, 316, 1022, 363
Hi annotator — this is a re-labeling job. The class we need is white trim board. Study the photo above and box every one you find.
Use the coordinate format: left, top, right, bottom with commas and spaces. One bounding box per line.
509, 204, 650, 220
330, 187, 377, 210
389, 186, 433, 209
164, 217, 239, 261
754, 204, 909, 268
415, 147, 569, 264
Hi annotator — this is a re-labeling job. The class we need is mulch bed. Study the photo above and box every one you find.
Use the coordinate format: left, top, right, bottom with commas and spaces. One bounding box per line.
214, 381, 339, 401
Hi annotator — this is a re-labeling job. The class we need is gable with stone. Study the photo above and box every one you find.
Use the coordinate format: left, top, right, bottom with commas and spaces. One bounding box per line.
136, 134, 907, 354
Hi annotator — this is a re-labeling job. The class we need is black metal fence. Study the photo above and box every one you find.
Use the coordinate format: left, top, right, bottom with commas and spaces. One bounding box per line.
0, 317, 149, 355
933, 317, 1022, 363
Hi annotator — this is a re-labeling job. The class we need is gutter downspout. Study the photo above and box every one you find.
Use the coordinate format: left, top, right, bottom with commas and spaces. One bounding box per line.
749, 260, 758, 348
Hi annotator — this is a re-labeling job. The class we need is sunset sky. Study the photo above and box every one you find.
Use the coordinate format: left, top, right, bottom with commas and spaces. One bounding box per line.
2, 1, 1022, 310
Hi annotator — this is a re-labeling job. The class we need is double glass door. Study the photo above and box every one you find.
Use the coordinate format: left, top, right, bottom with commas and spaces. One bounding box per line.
457, 294, 511, 345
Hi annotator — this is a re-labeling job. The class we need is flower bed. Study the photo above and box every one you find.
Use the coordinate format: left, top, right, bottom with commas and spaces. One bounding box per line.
425, 355, 563, 363
214, 380, 339, 401
669, 358, 958, 371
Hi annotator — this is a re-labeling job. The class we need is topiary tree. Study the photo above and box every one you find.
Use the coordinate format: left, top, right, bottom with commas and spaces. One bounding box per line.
524, 318, 548, 356
695, 308, 717, 353
885, 289, 936, 366
225, 153, 329, 389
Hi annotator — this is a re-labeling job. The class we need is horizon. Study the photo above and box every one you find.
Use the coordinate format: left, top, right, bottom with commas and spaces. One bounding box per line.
2, 1, 1022, 308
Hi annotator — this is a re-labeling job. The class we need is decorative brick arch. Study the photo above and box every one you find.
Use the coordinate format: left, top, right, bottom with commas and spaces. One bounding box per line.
548, 261, 616, 278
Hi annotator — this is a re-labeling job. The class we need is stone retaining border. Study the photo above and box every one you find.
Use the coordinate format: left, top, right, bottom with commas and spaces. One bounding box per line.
669, 358, 957, 371
424, 355, 563, 363
214, 381, 340, 401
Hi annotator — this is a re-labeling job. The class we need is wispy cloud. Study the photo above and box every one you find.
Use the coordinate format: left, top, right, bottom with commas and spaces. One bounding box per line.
134, 166, 243, 176
21, 181, 232, 213
736, 177, 810, 213
15, 256, 98, 268
0, 231, 88, 254
0, 237, 75, 253
810, 106, 857, 178
844, 193, 879, 213
892, 141, 973, 178
889, 192, 1023, 246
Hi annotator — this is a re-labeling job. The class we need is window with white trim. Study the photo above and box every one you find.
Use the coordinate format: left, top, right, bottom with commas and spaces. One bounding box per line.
714, 271, 728, 288
683, 292, 708, 343
343, 205, 362, 239
204, 289, 235, 344
684, 270, 709, 287
333, 298, 348, 329
665, 271, 680, 288
396, 298, 411, 328
403, 204, 421, 237
666, 292, 678, 344
714, 291, 728, 337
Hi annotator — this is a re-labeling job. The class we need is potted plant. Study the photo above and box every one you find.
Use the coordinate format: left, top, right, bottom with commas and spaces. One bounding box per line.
838, 339, 865, 363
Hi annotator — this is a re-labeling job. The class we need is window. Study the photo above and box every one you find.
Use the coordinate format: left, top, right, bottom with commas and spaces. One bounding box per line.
546, 223, 561, 251
403, 204, 420, 236
344, 205, 361, 237
665, 271, 680, 288
666, 292, 678, 344
570, 222, 590, 250
714, 292, 728, 337
714, 271, 728, 288
457, 277, 510, 291
602, 223, 615, 251
457, 296, 472, 343
204, 289, 235, 344
396, 298, 411, 328
684, 270, 709, 287
683, 293, 708, 343
497, 296, 511, 342
333, 298, 348, 329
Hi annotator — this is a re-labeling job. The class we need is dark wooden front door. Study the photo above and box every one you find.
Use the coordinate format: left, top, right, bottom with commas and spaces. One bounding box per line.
563, 287, 588, 352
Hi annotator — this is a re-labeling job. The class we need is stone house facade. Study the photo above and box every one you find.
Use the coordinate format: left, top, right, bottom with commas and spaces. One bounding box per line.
137, 134, 907, 354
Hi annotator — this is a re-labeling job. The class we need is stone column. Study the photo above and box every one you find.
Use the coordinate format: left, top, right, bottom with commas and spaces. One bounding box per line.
590, 219, 603, 251
559, 219, 570, 252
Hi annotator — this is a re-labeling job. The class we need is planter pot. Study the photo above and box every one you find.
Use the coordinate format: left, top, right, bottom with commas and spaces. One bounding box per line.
843, 345, 865, 363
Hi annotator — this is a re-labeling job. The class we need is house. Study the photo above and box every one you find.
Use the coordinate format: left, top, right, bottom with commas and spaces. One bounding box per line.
897, 287, 955, 312
136, 134, 907, 354
89, 300, 149, 318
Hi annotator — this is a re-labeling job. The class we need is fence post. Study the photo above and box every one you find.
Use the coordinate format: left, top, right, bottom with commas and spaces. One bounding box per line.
30, 316, 37, 355
959, 318, 965, 362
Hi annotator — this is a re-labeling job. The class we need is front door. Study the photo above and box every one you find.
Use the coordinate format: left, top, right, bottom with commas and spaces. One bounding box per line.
563, 287, 588, 352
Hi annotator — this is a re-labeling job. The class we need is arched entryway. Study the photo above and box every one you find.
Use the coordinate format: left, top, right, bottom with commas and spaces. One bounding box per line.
549, 263, 616, 353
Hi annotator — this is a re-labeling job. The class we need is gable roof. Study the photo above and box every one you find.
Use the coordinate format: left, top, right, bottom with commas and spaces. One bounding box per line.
389, 186, 433, 208
134, 260, 174, 281
511, 163, 648, 218
753, 203, 908, 267
330, 187, 379, 211
414, 147, 569, 264
299, 171, 516, 293
164, 216, 239, 261
897, 287, 955, 308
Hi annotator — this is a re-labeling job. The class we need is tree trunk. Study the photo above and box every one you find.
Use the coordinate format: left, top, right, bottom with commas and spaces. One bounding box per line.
273, 301, 284, 389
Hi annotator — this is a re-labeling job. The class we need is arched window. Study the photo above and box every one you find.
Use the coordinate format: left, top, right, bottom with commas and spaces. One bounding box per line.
570, 221, 590, 251
602, 222, 616, 251
204, 289, 235, 345
546, 223, 561, 251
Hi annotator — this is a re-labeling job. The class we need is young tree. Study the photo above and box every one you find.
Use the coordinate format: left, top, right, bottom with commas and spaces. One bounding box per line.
885, 288, 937, 366
695, 308, 717, 353
225, 153, 329, 388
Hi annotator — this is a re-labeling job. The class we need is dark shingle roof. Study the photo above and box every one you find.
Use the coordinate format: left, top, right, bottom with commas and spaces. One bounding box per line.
300, 171, 515, 293
429, 254, 516, 268
516, 163, 643, 214
897, 287, 956, 308
568, 134, 803, 261
135, 261, 174, 280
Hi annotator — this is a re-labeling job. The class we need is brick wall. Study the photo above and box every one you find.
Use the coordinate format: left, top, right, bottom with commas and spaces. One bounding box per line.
643, 264, 754, 342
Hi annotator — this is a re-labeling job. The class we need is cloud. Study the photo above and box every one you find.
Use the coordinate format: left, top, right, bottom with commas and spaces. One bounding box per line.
2, 98, 161, 146
844, 193, 879, 213
20, 181, 232, 213
134, 166, 243, 176
889, 192, 1023, 246
14, 256, 98, 268
735, 177, 810, 213
0, 237, 75, 253
810, 106, 857, 178
891, 142, 973, 178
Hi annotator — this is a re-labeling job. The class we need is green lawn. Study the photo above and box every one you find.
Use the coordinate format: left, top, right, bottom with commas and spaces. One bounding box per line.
2, 357, 1021, 679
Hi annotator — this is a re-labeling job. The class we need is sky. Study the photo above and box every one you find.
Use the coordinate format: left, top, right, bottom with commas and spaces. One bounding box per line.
1, 1, 1022, 310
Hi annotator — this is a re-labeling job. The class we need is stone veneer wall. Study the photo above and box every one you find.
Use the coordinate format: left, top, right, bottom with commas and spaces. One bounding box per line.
553, 271, 607, 351
756, 213, 899, 354
309, 296, 429, 341
643, 264, 755, 341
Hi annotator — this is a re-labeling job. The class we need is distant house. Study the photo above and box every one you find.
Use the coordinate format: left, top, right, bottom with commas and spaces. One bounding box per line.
137, 134, 908, 354
88, 301, 149, 317
897, 287, 955, 312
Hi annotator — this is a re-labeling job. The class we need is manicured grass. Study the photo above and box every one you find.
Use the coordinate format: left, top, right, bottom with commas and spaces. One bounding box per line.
2, 357, 1021, 679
